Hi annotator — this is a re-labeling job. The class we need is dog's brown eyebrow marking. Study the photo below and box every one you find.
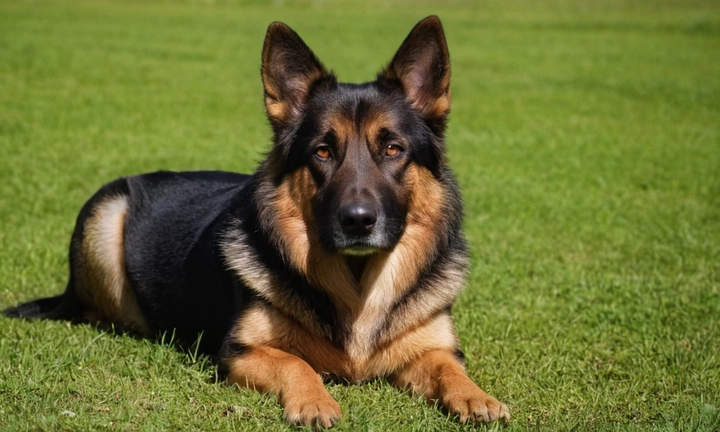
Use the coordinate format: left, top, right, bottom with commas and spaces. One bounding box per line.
361, 110, 403, 154
319, 96, 407, 158
376, 127, 402, 144
325, 116, 353, 155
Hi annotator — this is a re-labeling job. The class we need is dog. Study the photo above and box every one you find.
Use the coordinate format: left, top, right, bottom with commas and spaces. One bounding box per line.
4, 16, 510, 427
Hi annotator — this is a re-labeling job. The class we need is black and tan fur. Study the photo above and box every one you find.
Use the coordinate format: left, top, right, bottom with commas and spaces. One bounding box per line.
4, 16, 510, 427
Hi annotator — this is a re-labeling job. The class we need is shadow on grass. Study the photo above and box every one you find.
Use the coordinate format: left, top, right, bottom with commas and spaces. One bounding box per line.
3, 295, 220, 378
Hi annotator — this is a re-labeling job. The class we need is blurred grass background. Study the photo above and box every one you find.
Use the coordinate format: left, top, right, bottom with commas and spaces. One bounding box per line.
1, 0, 719, 430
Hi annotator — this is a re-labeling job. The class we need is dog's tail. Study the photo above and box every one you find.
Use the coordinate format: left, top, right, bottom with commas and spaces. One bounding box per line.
3, 285, 84, 321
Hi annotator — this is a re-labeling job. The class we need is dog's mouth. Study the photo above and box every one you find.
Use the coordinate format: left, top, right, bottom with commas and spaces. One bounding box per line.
340, 246, 379, 256
333, 233, 396, 256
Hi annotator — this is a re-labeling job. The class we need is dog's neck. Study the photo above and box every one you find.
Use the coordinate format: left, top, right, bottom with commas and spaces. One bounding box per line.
345, 256, 369, 284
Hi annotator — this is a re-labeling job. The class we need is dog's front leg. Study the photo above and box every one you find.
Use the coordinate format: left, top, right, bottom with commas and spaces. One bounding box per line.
224, 345, 342, 428
390, 349, 510, 423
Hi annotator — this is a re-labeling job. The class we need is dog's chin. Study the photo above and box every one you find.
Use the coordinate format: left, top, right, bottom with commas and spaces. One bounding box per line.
340, 247, 380, 256
323, 229, 401, 256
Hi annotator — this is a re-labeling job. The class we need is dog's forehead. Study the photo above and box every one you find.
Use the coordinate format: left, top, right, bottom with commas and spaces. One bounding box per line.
313, 84, 411, 139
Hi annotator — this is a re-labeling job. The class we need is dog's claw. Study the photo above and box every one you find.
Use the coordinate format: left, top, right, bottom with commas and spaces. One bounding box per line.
443, 385, 510, 424
283, 394, 342, 429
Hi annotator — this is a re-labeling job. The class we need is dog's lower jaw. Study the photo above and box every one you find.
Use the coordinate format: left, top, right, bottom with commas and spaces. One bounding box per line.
340, 247, 378, 256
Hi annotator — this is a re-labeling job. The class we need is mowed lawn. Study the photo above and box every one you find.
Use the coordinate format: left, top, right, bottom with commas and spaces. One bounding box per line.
1, 0, 719, 430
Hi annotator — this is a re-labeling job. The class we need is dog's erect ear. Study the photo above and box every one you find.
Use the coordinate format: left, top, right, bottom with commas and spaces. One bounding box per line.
261, 22, 334, 132
380, 16, 451, 134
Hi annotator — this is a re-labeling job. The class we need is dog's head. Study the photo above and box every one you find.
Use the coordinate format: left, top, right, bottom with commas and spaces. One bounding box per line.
260, 16, 452, 257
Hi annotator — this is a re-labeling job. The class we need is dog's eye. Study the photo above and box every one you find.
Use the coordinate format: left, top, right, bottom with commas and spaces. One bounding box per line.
314, 145, 331, 160
385, 143, 404, 157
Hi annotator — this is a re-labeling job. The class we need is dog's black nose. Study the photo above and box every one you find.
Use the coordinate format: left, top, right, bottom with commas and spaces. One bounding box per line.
339, 203, 377, 235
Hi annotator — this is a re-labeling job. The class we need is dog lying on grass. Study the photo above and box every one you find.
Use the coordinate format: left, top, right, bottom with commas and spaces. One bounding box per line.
4, 16, 510, 427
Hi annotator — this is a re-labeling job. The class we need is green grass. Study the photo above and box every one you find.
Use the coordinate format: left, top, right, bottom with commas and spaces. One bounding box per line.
1, 0, 719, 430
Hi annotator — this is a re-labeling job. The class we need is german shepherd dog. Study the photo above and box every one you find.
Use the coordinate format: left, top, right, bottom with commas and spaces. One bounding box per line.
4, 16, 510, 427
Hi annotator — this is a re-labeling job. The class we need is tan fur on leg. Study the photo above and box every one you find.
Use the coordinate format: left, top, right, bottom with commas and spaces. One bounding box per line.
390, 349, 510, 423
226, 346, 342, 428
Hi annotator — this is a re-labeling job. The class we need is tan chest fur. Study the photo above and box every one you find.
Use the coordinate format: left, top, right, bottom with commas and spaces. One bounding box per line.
233, 300, 457, 383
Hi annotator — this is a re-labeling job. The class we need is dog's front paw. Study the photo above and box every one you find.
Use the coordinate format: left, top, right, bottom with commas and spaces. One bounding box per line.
282, 389, 342, 428
442, 383, 510, 423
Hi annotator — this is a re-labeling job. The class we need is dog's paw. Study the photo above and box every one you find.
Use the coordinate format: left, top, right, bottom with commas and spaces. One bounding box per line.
283, 391, 342, 428
442, 384, 510, 423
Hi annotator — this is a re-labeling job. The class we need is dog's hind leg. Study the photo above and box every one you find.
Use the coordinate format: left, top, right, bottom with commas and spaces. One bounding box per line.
4, 191, 148, 334
71, 193, 148, 333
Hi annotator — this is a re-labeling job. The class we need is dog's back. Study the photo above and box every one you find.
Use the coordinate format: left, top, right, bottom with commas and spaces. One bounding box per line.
6, 171, 251, 350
